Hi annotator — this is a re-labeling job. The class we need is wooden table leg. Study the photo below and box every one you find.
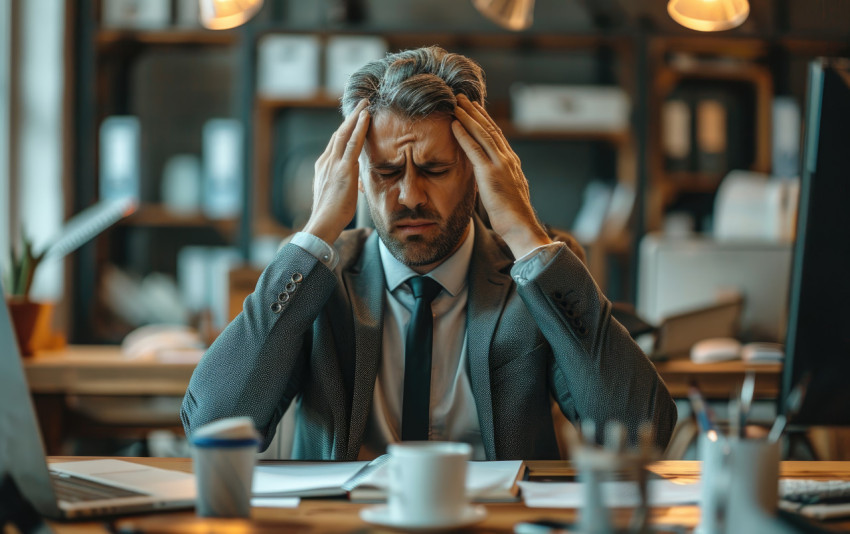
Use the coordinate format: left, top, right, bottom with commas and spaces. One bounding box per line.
31, 393, 67, 455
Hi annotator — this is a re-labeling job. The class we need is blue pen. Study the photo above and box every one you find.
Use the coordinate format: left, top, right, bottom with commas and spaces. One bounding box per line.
688, 381, 717, 434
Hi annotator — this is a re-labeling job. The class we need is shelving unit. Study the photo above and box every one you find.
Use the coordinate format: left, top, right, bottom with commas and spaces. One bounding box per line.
71, 0, 243, 342
67, 1, 850, 342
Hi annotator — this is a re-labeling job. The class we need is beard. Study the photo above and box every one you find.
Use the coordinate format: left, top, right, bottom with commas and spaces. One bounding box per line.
370, 182, 476, 268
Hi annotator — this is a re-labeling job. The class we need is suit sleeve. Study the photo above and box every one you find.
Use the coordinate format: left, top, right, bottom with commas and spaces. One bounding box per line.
511, 243, 678, 450
180, 242, 338, 450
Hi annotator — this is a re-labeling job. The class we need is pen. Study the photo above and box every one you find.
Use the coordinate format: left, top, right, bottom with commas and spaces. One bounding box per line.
688, 380, 717, 434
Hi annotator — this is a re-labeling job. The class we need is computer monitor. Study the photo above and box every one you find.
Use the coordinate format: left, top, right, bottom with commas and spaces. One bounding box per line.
780, 58, 850, 425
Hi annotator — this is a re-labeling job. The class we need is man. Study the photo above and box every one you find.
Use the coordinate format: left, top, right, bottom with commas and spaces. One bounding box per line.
181, 46, 676, 460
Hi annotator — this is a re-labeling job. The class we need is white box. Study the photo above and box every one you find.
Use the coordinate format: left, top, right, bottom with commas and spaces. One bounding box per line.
202, 119, 243, 219
257, 34, 321, 98
324, 36, 388, 97
99, 116, 141, 203
510, 84, 630, 132
102, 0, 171, 29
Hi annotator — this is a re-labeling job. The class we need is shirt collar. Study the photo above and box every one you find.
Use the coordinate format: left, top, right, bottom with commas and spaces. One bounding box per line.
378, 219, 474, 298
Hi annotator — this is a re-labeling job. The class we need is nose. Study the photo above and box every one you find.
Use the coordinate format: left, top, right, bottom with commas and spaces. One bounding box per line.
396, 170, 427, 210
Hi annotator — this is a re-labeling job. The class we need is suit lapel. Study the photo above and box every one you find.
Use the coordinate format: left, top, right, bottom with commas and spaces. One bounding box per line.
466, 217, 513, 460
343, 232, 385, 458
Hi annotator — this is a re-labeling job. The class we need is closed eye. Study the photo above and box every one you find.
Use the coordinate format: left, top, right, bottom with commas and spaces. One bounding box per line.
373, 169, 402, 179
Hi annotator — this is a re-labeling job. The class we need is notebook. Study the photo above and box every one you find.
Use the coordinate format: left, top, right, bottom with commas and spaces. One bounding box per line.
0, 282, 196, 520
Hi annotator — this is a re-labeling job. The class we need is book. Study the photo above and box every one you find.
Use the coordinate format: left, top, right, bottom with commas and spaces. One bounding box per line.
251, 457, 526, 503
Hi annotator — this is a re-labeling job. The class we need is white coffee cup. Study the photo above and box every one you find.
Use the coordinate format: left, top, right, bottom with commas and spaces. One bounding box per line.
190, 417, 259, 518
386, 441, 472, 525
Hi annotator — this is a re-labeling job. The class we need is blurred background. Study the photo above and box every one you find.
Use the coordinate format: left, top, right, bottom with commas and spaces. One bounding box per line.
2, 0, 849, 458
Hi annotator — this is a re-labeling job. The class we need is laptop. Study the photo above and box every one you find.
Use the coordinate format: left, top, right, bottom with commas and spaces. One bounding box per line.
0, 281, 195, 519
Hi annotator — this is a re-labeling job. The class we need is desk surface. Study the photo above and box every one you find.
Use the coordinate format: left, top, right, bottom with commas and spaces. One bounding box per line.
24, 345, 196, 395
45, 458, 850, 533
25, 345, 780, 399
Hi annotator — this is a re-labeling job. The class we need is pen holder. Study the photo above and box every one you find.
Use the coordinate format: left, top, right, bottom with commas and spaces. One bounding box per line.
698, 435, 785, 534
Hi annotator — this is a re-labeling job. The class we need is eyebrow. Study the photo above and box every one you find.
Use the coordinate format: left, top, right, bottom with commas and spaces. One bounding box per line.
371, 158, 457, 171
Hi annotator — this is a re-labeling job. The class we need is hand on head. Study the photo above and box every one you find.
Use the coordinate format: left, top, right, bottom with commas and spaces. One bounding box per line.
302, 99, 371, 245
451, 94, 551, 258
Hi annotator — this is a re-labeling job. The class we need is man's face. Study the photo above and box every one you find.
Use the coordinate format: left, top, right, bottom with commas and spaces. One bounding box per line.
360, 110, 476, 272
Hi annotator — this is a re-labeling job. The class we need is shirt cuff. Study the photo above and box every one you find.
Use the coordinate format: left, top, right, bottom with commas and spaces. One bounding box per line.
290, 232, 339, 270
511, 241, 565, 282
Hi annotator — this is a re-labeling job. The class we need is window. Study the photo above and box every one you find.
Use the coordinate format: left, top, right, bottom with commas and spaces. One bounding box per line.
0, 0, 10, 284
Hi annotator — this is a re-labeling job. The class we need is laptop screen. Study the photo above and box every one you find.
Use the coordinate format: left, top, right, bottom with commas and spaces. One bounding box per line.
0, 282, 63, 518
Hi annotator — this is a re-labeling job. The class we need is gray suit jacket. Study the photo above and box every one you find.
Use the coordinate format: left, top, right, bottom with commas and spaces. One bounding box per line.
181, 217, 676, 460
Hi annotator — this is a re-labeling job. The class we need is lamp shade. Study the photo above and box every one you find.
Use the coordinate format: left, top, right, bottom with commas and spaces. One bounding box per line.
200, 0, 263, 30
667, 0, 749, 32
472, 0, 535, 31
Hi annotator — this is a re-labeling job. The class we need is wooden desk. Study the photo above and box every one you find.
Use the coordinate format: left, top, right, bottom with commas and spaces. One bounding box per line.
24, 346, 196, 455
43, 458, 850, 533
653, 358, 782, 400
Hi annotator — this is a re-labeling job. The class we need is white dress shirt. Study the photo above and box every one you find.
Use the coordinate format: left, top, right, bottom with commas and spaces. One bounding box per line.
358, 221, 485, 460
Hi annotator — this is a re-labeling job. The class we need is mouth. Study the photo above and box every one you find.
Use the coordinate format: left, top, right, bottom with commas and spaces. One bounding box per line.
394, 220, 438, 235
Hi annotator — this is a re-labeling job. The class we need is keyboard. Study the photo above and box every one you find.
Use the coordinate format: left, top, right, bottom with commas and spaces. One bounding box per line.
780, 479, 850, 504
50, 471, 148, 503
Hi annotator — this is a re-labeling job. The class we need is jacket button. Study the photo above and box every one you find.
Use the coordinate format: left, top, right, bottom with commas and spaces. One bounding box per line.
278, 292, 290, 303
565, 308, 577, 318
271, 302, 283, 313
285, 281, 297, 293
578, 326, 589, 336
291, 272, 303, 283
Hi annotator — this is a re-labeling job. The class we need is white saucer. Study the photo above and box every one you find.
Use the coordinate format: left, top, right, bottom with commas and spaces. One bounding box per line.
359, 504, 487, 531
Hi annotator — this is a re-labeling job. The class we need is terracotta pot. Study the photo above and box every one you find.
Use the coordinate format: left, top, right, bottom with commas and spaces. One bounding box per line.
5, 299, 66, 356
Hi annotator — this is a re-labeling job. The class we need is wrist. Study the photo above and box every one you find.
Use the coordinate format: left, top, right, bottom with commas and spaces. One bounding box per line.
301, 219, 342, 246
501, 224, 552, 259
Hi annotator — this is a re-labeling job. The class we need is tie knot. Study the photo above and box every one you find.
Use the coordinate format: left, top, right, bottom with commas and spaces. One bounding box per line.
407, 276, 442, 303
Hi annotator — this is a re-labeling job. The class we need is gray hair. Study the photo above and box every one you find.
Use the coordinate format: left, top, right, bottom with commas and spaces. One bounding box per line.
340, 46, 486, 119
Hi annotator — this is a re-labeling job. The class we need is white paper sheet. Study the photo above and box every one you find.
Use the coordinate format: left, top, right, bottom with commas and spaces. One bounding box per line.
519, 479, 702, 508
252, 461, 368, 496
251, 497, 301, 508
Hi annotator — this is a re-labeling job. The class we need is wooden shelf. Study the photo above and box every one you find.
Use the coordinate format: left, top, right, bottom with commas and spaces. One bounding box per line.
498, 122, 629, 144
96, 29, 238, 46
255, 96, 628, 144
120, 204, 238, 232
256, 95, 340, 111
664, 171, 726, 193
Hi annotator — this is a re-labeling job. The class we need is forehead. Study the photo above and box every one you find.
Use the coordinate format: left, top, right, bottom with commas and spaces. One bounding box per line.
365, 111, 459, 162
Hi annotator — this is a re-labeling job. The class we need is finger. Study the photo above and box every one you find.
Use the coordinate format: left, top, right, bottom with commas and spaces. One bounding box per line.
469, 98, 522, 167
454, 106, 502, 163
332, 99, 369, 156
456, 95, 510, 155
342, 108, 371, 161
451, 119, 490, 168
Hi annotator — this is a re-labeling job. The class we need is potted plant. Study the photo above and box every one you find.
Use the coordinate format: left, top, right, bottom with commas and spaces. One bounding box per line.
3, 198, 137, 355
4, 230, 65, 355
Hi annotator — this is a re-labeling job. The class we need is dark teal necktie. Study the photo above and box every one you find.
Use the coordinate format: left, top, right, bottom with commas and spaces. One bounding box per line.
402, 276, 443, 441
